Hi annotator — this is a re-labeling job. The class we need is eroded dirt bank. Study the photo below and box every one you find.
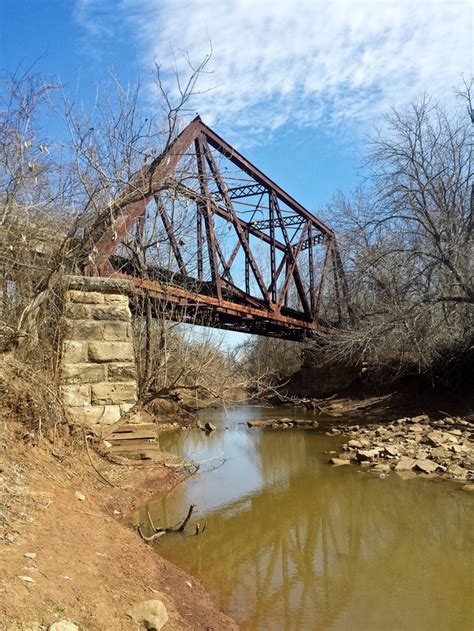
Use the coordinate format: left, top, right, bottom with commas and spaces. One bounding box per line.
0, 419, 237, 631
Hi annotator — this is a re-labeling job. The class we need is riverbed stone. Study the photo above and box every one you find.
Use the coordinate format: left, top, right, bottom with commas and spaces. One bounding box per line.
128, 599, 168, 631
357, 448, 381, 461
427, 430, 450, 446
49, 622, 79, 631
395, 456, 416, 471
447, 464, 468, 480
372, 463, 391, 473
330, 457, 350, 466
431, 446, 450, 460
414, 459, 439, 474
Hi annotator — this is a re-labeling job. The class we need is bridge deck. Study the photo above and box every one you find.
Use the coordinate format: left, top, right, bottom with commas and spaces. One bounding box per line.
117, 271, 335, 340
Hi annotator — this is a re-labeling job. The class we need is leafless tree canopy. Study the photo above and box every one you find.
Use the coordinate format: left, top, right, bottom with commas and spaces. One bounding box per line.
309, 88, 473, 383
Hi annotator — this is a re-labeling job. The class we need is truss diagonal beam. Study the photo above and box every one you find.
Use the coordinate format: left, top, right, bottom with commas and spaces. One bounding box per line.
201, 137, 271, 305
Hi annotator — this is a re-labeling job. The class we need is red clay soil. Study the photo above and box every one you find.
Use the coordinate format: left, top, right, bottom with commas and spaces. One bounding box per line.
0, 420, 238, 630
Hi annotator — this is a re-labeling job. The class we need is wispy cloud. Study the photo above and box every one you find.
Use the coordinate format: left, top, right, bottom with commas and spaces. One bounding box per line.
75, 0, 472, 139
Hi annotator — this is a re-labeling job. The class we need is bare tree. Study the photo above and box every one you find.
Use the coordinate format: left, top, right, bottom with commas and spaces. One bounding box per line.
308, 88, 473, 383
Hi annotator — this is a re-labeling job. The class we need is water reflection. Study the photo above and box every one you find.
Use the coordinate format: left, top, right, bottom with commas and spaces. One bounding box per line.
134, 407, 474, 631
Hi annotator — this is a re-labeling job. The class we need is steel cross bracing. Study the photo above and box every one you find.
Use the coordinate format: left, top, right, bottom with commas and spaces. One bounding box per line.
83, 116, 351, 340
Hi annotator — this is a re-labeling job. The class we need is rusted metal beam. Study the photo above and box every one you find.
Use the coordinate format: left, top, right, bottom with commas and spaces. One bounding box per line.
201, 137, 271, 304
167, 179, 289, 252
195, 138, 222, 300
272, 193, 311, 316
200, 120, 334, 238
154, 197, 187, 275
215, 183, 267, 200
85, 119, 203, 272
114, 272, 339, 339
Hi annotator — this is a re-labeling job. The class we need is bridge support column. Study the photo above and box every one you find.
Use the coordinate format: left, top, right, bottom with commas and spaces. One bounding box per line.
59, 276, 138, 429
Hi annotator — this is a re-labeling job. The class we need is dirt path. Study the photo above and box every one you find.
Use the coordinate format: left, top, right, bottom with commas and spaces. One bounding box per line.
0, 421, 237, 630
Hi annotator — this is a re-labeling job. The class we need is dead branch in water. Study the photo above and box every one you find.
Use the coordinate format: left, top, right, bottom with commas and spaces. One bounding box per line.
136, 503, 201, 542
175, 503, 196, 532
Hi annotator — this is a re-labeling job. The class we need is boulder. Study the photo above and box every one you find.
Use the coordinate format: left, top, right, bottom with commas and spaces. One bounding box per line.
431, 446, 450, 461
372, 463, 391, 473
411, 415, 429, 424
414, 459, 439, 474
348, 439, 363, 449
395, 456, 416, 471
427, 431, 449, 446
329, 458, 350, 466
49, 622, 79, 631
128, 599, 168, 631
447, 464, 468, 480
384, 445, 399, 457
415, 450, 429, 460
357, 448, 381, 462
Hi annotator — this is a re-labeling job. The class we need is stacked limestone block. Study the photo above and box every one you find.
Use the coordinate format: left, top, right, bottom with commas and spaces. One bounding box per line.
59, 278, 138, 428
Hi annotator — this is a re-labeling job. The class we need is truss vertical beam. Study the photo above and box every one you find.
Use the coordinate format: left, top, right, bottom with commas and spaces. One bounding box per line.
196, 209, 203, 281
201, 137, 271, 305
155, 197, 187, 275
271, 193, 311, 315
315, 242, 331, 320
277, 222, 309, 308
195, 138, 222, 301
269, 192, 277, 303
308, 223, 315, 315
245, 228, 250, 295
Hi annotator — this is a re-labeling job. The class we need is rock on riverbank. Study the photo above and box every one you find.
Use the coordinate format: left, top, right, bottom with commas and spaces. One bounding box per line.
248, 418, 319, 429
327, 415, 474, 484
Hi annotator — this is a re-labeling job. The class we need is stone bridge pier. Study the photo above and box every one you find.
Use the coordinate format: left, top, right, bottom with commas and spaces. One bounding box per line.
59, 276, 138, 429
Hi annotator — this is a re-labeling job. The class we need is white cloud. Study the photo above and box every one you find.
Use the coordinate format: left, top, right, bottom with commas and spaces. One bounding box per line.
76, 0, 472, 140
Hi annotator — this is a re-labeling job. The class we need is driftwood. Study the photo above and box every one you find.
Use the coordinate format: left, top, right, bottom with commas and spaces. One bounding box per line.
137, 503, 205, 542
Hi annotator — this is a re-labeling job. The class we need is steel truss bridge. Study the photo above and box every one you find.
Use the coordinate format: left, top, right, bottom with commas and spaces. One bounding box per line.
84, 117, 350, 340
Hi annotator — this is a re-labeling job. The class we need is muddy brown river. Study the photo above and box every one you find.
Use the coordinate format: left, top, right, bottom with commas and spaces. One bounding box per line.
132, 406, 474, 630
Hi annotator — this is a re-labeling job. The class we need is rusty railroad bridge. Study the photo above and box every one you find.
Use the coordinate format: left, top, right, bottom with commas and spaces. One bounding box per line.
83, 117, 350, 341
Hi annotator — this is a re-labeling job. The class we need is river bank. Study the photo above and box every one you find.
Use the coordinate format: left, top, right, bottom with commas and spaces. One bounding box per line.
0, 418, 237, 630
326, 414, 474, 485
245, 398, 474, 486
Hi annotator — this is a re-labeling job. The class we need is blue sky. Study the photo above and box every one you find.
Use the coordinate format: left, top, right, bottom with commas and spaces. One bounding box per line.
2, 0, 470, 211
1, 0, 471, 345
